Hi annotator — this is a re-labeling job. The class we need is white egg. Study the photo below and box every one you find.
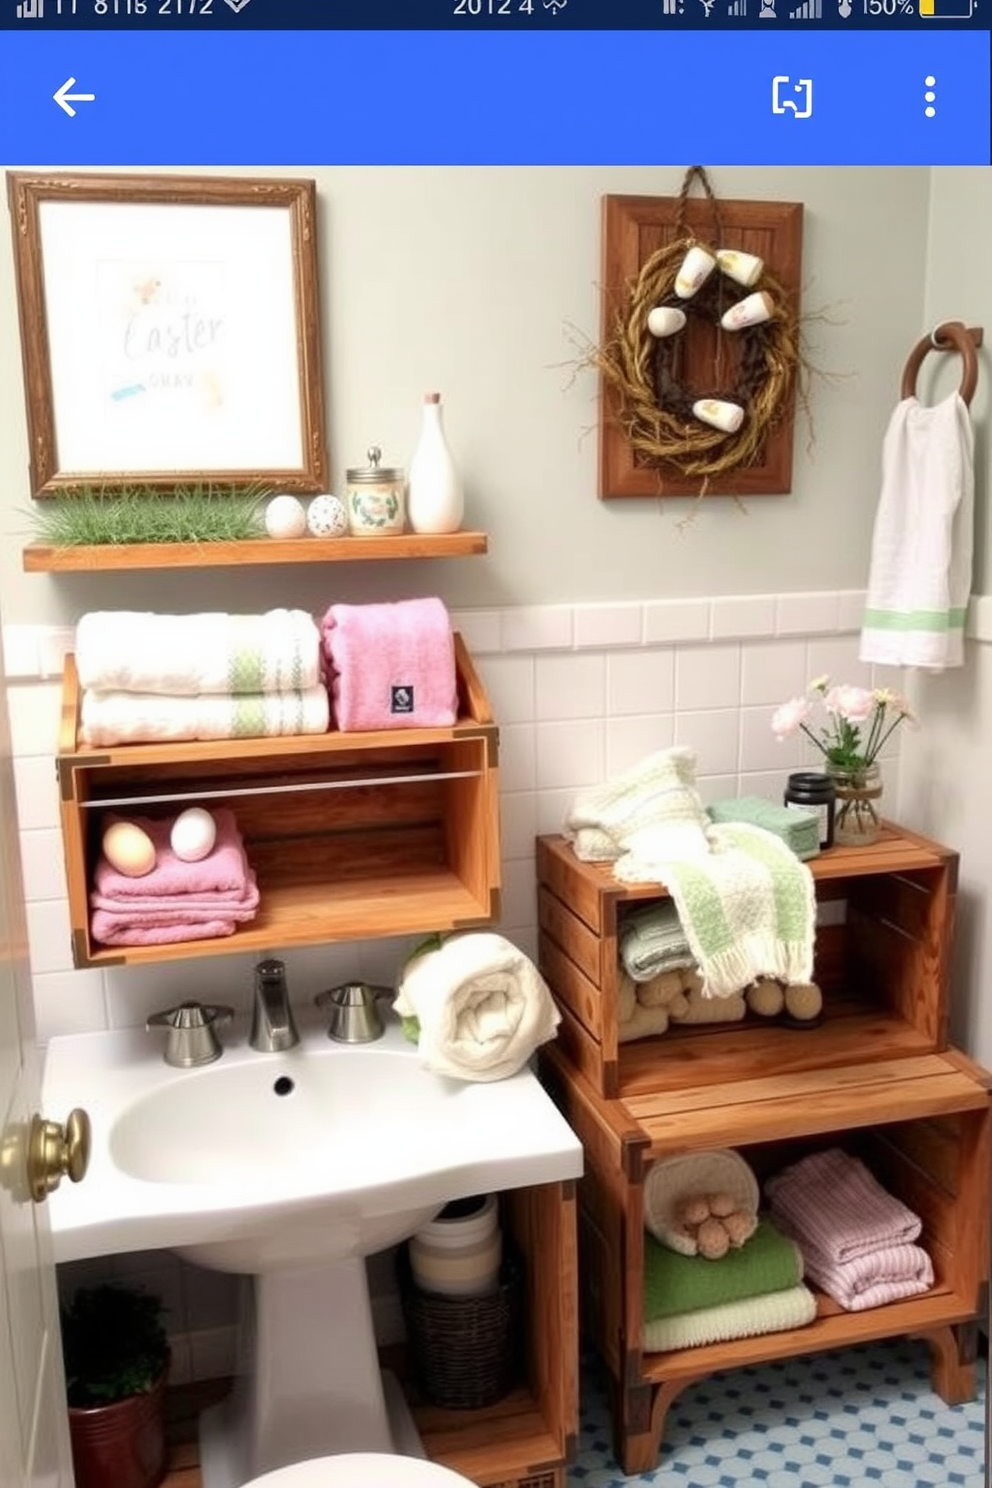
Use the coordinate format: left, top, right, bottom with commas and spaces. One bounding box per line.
307, 494, 348, 538
265, 494, 308, 540
170, 807, 217, 863
103, 821, 157, 877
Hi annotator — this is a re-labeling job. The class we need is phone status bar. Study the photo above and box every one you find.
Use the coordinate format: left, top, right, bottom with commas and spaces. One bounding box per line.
4, 0, 986, 28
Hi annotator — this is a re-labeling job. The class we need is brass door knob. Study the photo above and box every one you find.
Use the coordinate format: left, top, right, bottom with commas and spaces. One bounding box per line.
27, 1108, 91, 1203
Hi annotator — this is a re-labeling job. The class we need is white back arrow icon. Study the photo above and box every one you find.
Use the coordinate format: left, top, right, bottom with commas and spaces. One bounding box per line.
54, 78, 96, 117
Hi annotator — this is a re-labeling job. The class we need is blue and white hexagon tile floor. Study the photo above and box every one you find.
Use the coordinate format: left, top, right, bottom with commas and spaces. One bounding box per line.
568, 1338, 987, 1488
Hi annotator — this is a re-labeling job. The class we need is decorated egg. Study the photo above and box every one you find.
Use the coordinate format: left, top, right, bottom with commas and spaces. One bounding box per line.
170, 807, 217, 863
103, 820, 156, 878
307, 494, 348, 538
647, 306, 687, 338
264, 494, 308, 540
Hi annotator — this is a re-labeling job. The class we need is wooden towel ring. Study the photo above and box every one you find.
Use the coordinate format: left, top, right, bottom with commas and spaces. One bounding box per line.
900, 320, 983, 407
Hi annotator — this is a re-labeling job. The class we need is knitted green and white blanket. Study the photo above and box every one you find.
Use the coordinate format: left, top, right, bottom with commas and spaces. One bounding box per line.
565, 748, 815, 1000
615, 818, 815, 999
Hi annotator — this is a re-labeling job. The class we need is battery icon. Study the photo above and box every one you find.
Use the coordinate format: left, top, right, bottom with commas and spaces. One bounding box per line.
919, 0, 973, 14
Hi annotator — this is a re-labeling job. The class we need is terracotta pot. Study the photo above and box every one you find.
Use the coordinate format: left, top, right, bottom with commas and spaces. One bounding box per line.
68, 1366, 168, 1488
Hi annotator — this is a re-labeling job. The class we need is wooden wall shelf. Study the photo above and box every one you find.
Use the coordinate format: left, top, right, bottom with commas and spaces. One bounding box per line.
23, 531, 488, 572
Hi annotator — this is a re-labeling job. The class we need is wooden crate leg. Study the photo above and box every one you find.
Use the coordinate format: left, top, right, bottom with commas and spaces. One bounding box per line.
608, 1370, 708, 1475
918, 1324, 977, 1405
608, 1375, 656, 1475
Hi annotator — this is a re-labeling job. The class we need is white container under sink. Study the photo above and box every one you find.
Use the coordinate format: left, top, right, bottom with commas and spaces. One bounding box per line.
409, 1192, 502, 1297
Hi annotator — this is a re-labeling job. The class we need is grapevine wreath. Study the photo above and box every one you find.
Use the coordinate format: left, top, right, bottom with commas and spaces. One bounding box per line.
595, 168, 808, 484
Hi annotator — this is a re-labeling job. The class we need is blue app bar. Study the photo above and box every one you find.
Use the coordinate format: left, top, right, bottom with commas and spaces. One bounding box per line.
0, 31, 987, 164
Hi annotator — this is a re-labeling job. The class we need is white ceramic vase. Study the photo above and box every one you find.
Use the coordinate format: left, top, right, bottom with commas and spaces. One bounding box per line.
407, 392, 464, 535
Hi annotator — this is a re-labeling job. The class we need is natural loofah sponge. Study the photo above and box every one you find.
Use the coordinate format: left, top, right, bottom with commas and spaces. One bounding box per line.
644, 1149, 760, 1257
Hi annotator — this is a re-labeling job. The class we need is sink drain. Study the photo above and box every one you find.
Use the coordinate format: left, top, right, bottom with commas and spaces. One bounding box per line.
273, 1075, 295, 1097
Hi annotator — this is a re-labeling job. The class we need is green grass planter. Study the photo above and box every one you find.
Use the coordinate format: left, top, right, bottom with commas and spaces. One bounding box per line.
61, 1284, 170, 1488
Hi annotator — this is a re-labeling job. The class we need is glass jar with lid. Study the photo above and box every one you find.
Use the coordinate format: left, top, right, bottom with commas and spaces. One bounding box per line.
345, 446, 405, 535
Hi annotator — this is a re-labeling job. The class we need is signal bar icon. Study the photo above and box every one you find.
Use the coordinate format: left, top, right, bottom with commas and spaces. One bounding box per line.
790, 0, 822, 15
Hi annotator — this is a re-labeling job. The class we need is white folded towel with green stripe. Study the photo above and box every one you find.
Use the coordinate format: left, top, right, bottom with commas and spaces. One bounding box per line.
80, 685, 329, 745
76, 608, 322, 695
614, 820, 816, 1001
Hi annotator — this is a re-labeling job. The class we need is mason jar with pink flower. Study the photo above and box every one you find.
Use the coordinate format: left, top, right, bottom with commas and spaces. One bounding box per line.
771, 678, 915, 847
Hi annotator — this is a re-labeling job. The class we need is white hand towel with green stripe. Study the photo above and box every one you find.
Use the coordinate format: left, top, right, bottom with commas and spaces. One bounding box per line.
859, 390, 974, 671
614, 820, 816, 1001
75, 608, 322, 695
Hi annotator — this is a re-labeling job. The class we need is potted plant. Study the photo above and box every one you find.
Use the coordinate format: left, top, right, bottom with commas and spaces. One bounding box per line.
60, 1283, 171, 1488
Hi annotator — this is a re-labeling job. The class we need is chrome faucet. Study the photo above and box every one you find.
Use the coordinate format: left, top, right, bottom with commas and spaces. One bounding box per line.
250, 958, 300, 1052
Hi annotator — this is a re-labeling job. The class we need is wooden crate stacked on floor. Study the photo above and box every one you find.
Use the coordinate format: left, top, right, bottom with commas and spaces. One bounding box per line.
537, 825, 992, 1474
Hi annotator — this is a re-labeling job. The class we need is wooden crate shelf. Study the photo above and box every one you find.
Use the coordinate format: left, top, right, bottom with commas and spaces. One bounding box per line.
541, 1040, 991, 1474
537, 827, 957, 1100
58, 633, 501, 967
386, 1180, 579, 1488
536, 822, 990, 1474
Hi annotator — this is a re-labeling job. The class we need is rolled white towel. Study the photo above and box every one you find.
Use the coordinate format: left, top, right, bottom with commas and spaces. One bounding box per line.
80, 686, 330, 745
75, 609, 322, 695
394, 932, 561, 1083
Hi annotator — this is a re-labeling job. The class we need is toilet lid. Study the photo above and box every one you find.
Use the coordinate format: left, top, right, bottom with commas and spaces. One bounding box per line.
243, 1453, 474, 1486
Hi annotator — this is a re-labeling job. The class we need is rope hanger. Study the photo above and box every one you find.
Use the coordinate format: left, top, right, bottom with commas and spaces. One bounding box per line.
900, 320, 984, 407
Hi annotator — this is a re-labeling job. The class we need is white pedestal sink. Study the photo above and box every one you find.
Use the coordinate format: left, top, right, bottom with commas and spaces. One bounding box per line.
42, 1011, 583, 1486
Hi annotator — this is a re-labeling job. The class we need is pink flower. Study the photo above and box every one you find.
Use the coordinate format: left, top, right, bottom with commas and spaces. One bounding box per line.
771, 697, 812, 740
823, 685, 874, 725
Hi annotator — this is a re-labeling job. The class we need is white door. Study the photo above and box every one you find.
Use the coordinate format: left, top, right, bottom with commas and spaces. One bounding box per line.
0, 621, 75, 1488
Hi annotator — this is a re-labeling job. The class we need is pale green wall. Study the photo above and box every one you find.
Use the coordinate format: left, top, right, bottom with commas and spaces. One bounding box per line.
0, 165, 931, 624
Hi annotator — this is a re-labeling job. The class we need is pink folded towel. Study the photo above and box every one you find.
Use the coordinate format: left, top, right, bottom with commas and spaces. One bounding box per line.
90, 887, 260, 918
784, 1235, 934, 1313
765, 1148, 922, 1263
320, 597, 458, 732
89, 913, 247, 947
93, 809, 252, 901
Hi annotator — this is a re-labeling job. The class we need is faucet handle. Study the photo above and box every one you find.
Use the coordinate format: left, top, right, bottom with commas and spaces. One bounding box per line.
315, 982, 390, 1044
147, 1001, 233, 1067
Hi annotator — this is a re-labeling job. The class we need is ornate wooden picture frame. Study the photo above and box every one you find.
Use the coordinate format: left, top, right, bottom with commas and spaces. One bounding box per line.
6, 171, 329, 496
598, 193, 804, 499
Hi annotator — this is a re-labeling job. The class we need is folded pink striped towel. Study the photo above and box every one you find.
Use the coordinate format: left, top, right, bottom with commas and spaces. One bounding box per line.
794, 1237, 933, 1312
320, 598, 457, 732
765, 1148, 922, 1263
93, 809, 252, 901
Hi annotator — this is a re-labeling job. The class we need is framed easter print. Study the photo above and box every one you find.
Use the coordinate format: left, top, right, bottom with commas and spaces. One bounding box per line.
6, 172, 329, 496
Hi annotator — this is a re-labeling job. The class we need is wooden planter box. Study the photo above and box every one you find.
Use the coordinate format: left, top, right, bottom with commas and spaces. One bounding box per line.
537, 827, 957, 1100
541, 1039, 992, 1475
58, 634, 500, 967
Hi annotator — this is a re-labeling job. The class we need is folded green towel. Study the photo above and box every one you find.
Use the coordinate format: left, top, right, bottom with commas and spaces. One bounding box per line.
707, 797, 820, 861
644, 1217, 804, 1322
643, 1282, 817, 1353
